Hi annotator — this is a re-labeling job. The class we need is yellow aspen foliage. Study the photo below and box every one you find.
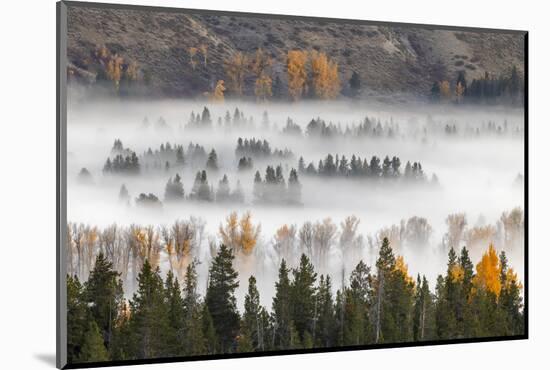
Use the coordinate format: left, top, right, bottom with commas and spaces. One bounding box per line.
503, 267, 523, 291
473, 244, 501, 297
238, 212, 260, 255
219, 212, 260, 256
395, 255, 415, 285
439, 80, 452, 100
125, 61, 139, 81
212, 80, 226, 102
287, 50, 309, 101
310, 51, 341, 99
224, 52, 249, 96
450, 264, 465, 283
219, 212, 240, 250
188, 47, 198, 70
106, 55, 124, 91
455, 81, 465, 102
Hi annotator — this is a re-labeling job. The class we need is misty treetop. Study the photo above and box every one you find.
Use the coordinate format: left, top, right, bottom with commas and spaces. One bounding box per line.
299, 153, 436, 185
66, 237, 523, 364
236, 137, 294, 161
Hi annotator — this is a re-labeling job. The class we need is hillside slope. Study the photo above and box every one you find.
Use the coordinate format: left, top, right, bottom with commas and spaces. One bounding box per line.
66, 4, 525, 99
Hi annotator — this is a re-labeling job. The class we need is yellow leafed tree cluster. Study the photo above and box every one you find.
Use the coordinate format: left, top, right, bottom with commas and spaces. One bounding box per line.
94, 45, 139, 92
219, 212, 261, 256
286, 50, 309, 101
310, 50, 341, 99
395, 255, 415, 286
472, 244, 501, 297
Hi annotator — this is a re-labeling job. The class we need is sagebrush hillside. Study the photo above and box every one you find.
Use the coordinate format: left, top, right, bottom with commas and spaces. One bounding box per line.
66, 5, 525, 99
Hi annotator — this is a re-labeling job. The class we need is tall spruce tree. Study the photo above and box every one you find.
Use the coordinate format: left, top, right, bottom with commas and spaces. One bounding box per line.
290, 254, 317, 343
128, 259, 170, 359
272, 259, 293, 349
84, 253, 123, 351
205, 244, 240, 353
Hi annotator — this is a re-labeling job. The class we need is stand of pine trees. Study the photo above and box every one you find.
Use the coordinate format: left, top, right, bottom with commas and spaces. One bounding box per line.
67, 240, 523, 364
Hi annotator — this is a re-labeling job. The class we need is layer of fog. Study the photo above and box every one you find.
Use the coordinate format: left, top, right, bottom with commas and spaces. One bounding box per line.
67, 96, 525, 307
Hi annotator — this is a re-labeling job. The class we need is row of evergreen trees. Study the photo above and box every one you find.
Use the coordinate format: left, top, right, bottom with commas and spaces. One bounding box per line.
298, 154, 433, 183
253, 166, 302, 205
103, 152, 140, 175
164, 171, 245, 204
236, 137, 294, 160
67, 239, 523, 364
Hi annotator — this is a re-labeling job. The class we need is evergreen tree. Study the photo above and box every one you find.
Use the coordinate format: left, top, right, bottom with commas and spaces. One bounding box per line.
206, 149, 219, 171
67, 275, 88, 363
315, 275, 336, 347
128, 260, 170, 359
290, 254, 317, 342
164, 270, 185, 356
77, 320, 110, 363
239, 276, 266, 352
287, 168, 302, 205
84, 253, 123, 350
205, 244, 240, 353
180, 261, 206, 355
164, 174, 184, 202
272, 259, 293, 349
216, 174, 231, 202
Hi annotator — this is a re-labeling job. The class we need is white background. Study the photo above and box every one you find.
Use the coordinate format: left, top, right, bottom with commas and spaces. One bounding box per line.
0, 0, 546, 368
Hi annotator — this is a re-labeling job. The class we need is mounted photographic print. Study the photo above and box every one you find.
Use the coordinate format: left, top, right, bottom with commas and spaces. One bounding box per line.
56, 1, 528, 368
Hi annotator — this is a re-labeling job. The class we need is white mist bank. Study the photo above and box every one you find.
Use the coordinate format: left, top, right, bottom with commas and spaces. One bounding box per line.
66, 97, 525, 307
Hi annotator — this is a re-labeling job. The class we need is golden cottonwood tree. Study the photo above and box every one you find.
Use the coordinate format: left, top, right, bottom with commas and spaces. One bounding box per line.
310, 51, 341, 99
473, 244, 501, 297
224, 52, 249, 96
287, 50, 309, 101
219, 212, 260, 256
213, 80, 226, 102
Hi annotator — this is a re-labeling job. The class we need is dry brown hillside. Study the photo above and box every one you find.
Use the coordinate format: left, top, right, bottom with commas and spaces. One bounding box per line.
66, 4, 525, 99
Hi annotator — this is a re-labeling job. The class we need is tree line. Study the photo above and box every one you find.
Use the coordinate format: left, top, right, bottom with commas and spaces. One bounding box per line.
236, 137, 294, 160
253, 166, 302, 205
430, 67, 523, 105
67, 239, 523, 364
298, 153, 436, 184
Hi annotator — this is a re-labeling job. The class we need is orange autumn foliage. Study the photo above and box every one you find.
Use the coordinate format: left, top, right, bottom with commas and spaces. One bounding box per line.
287, 50, 309, 101
310, 51, 341, 99
473, 244, 501, 297
395, 255, 415, 286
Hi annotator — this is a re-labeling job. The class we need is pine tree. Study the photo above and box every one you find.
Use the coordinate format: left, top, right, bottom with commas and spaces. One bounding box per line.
77, 320, 109, 363
216, 174, 231, 202
84, 253, 123, 351
205, 244, 240, 353
128, 259, 170, 359
287, 168, 302, 205
164, 270, 185, 356
315, 275, 336, 347
67, 275, 88, 363
206, 149, 219, 171
239, 276, 266, 352
272, 259, 293, 349
290, 254, 317, 342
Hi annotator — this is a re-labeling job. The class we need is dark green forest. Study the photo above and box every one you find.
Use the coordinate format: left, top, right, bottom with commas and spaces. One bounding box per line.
67, 239, 524, 364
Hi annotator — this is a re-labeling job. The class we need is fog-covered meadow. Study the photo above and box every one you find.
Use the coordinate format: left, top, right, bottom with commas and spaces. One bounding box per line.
67, 94, 524, 307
